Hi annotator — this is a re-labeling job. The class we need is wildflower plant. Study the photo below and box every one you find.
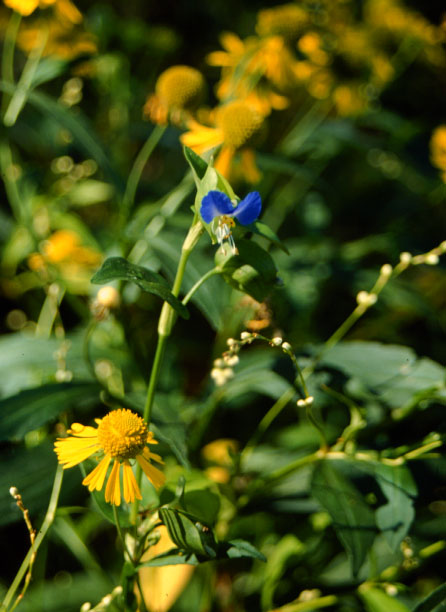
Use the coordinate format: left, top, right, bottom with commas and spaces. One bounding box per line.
1, 1, 446, 612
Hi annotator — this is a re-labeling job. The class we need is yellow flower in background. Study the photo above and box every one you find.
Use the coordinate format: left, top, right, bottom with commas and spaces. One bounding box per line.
430, 125, 446, 183
181, 100, 264, 182
17, 16, 96, 60
55, 409, 165, 505
139, 525, 194, 612
4, 0, 82, 22
41, 229, 101, 266
144, 65, 205, 126
256, 3, 308, 43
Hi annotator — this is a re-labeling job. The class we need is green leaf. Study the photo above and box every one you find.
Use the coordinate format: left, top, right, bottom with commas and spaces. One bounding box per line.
159, 507, 217, 558
194, 164, 219, 222
319, 342, 445, 411
0, 382, 100, 441
215, 239, 279, 302
139, 549, 200, 567
373, 463, 416, 551
91, 257, 189, 319
79, 461, 132, 528
245, 220, 290, 254
182, 488, 221, 526
0, 442, 61, 526
311, 461, 376, 576
183, 146, 208, 183
412, 582, 446, 612
225, 539, 266, 561
358, 586, 411, 612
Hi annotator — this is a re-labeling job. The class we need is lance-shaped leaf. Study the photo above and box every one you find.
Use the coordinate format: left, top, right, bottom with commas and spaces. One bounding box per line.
183, 145, 208, 183
311, 461, 376, 576
215, 239, 280, 302
91, 257, 189, 319
159, 507, 217, 559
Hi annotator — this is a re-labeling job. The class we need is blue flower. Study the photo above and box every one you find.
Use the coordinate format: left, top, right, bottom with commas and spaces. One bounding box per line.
200, 190, 261, 225
200, 190, 262, 253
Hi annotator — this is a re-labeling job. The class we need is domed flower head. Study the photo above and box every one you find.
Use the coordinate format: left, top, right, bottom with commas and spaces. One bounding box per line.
144, 65, 205, 126
54, 409, 165, 505
200, 190, 261, 253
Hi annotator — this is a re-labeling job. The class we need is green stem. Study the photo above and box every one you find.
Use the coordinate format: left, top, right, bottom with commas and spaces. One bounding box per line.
113, 505, 134, 564
1, 11, 21, 117
130, 222, 202, 525
3, 25, 48, 126
123, 124, 166, 217
181, 267, 220, 305
1, 466, 63, 612
0, 139, 24, 223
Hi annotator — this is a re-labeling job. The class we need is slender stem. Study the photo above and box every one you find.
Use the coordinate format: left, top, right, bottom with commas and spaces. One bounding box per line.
241, 387, 295, 464
1, 11, 21, 117
123, 124, 166, 217
1, 466, 63, 612
113, 505, 134, 564
181, 267, 220, 305
130, 223, 201, 525
4, 25, 48, 126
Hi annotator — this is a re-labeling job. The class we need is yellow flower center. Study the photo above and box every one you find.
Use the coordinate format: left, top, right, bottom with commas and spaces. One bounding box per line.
256, 4, 308, 42
156, 65, 205, 110
216, 101, 263, 150
97, 409, 148, 461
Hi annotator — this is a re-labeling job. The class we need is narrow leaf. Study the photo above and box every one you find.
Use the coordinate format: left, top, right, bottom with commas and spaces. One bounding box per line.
91, 257, 189, 319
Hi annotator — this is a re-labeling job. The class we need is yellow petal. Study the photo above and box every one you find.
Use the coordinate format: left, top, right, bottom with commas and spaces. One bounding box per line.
142, 447, 164, 465
136, 455, 166, 490
214, 145, 234, 179
122, 461, 142, 504
67, 424, 98, 437
180, 126, 223, 155
105, 460, 121, 505
138, 525, 194, 612
82, 455, 111, 491
54, 436, 100, 468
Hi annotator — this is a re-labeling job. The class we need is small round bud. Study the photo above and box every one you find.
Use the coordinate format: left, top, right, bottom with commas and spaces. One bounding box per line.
399, 251, 412, 264
282, 342, 292, 352
213, 358, 225, 368
224, 354, 239, 366
112, 586, 123, 596
305, 395, 314, 406
226, 338, 237, 347
97, 286, 120, 309
356, 291, 377, 307
271, 337, 283, 346
80, 604, 92, 612
101, 595, 112, 605
385, 585, 398, 597
380, 263, 392, 277
297, 399, 306, 407
9, 486, 19, 498
240, 331, 251, 340
425, 253, 439, 265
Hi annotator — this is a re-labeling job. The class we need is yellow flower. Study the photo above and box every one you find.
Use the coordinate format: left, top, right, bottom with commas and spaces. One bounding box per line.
430, 125, 446, 182
54, 409, 165, 505
256, 3, 308, 43
180, 100, 264, 182
144, 65, 205, 126
4, 0, 82, 22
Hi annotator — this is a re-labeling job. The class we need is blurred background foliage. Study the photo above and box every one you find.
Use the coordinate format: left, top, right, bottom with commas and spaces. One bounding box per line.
1, 0, 446, 611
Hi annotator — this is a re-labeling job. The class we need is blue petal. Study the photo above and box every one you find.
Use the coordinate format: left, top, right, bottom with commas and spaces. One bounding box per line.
233, 191, 262, 225
200, 191, 234, 223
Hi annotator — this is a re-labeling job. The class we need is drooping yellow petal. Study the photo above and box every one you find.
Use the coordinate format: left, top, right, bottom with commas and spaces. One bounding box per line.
180, 123, 224, 155
4, 0, 39, 16
136, 455, 166, 490
54, 435, 100, 468
55, 0, 82, 24
105, 460, 121, 505
82, 455, 111, 491
214, 145, 234, 179
142, 447, 164, 465
122, 461, 142, 504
